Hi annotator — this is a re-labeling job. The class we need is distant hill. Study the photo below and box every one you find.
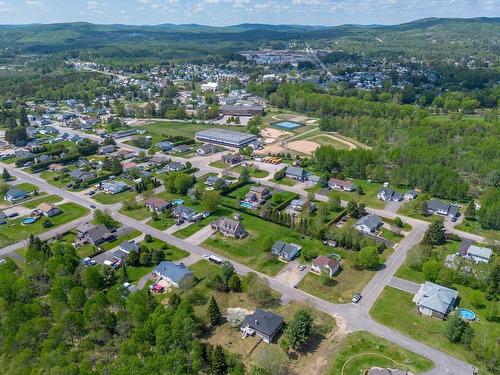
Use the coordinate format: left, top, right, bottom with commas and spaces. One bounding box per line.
0, 17, 497, 60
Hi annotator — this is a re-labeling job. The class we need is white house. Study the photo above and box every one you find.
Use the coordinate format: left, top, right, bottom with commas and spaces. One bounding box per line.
466, 245, 493, 264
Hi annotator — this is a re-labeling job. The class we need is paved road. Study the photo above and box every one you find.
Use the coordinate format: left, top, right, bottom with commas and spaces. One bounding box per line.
388, 277, 421, 294
0, 160, 477, 375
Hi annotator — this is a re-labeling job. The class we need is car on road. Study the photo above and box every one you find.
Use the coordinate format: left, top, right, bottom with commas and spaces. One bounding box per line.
352, 292, 362, 303
298, 265, 307, 271
90, 204, 96, 209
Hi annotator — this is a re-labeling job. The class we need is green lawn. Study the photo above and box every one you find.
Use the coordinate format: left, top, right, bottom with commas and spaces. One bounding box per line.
127, 265, 154, 283
147, 216, 176, 231
270, 177, 297, 186
371, 287, 498, 375
233, 165, 269, 178
139, 237, 189, 261
326, 331, 434, 374
39, 170, 73, 189
382, 217, 412, 232
455, 218, 500, 241
92, 190, 137, 205
202, 209, 328, 276
22, 195, 63, 209
308, 134, 350, 150
0, 203, 89, 248
397, 196, 434, 222
119, 204, 151, 221
381, 227, 404, 244
100, 229, 141, 251
209, 160, 228, 169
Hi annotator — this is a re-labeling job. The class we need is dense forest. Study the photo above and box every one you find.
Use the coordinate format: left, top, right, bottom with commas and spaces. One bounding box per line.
265, 83, 499, 212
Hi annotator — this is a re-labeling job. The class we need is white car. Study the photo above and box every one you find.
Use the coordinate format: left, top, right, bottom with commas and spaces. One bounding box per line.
202, 255, 210, 261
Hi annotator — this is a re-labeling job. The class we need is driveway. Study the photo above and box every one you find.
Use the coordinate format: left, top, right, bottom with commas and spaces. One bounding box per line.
385, 200, 403, 213
275, 260, 309, 287
184, 224, 215, 245
164, 221, 191, 234
388, 277, 421, 294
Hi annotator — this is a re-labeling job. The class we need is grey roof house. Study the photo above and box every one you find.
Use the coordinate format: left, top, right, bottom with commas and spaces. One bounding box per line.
285, 166, 307, 181
69, 169, 95, 182
377, 188, 402, 202
212, 217, 246, 238
172, 206, 199, 222
412, 281, 458, 319
153, 261, 194, 289
76, 223, 114, 246
4, 188, 28, 202
197, 144, 217, 155
355, 214, 383, 234
157, 141, 174, 151
271, 241, 301, 262
427, 199, 459, 221
241, 309, 283, 343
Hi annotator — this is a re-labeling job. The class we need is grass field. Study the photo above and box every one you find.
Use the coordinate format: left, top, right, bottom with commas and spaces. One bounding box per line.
233, 165, 269, 178
0, 203, 89, 248
139, 237, 189, 261
326, 331, 434, 374
147, 216, 176, 231
92, 190, 137, 205
307, 135, 351, 150
22, 194, 63, 209
39, 170, 73, 188
270, 177, 297, 186
119, 204, 151, 221
455, 219, 500, 241
371, 287, 498, 375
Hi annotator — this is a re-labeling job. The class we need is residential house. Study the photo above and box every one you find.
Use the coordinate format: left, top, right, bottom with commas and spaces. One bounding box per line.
172, 206, 199, 222
153, 261, 194, 289
222, 153, 243, 165
427, 199, 460, 221
98, 145, 115, 155
285, 166, 307, 181
35, 154, 52, 164
311, 256, 341, 277
171, 144, 191, 154
76, 223, 114, 246
69, 169, 95, 182
145, 197, 171, 213
412, 281, 458, 319
328, 178, 356, 192
101, 181, 129, 195
116, 149, 136, 160
404, 190, 418, 200
248, 186, 271, 202
164, 161, 185, 172
271, 241, 301, 262
4, 188, 28, 202
149, 155, 167, 166
355, 214, 383, 234
466, 245, 493, 264
377, 188, 402, 202
241, 309, 283, 343
212, 217, 246, 238
157, 141, 174, 152
122, 162, 138, 172
48, 163, 68, 173
289, 198, 315, 212
36, 203, 61, 217
196, 144, 217, 155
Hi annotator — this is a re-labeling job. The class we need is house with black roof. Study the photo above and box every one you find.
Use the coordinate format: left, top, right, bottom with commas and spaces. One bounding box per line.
241, 309, 283, 343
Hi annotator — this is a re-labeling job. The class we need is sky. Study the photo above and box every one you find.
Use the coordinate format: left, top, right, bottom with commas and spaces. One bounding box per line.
0, 0, 498, 26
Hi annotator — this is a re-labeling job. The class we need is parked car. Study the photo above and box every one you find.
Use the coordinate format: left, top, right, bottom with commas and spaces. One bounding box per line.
352, 293, 362, 303
82, 257, 96, 267
299, 265, 307, 271
90, 204, 96, 209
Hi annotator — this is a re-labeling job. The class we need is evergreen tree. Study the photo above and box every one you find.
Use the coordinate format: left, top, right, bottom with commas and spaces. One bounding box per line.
465, 200, 476, 220
168, 292, 181, 309
286, 309, 313, 351
2, 168, 11, 181
120, 264, 129, 282
227, 274, 242, 292
210, 345, 227, 375
208, 296, 221, 326
423, 218, 446, 246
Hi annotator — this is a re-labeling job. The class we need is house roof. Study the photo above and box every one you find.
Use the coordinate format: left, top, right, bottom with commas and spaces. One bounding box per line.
328, 178, 354, 188
198, 144, 216, 152
271, 240, 301, 260
356, 214, 382, 230
412, 281, 458, 315
86, 225, 111, 242
37, 202, 58, 213
243, 309, 283, 336
154, 261, 193, 283
173, 205, 197, 217
286, 166, 305, 177
405, 190, 418, 197
313, 256, 339, 270
215, 217, 244, 234
119, 240, 139, 253
5, 188, 27, 198
145, 197, 169, 208
250, 186, 269, 194
290, 199, 306, 207
467, 245, 492, 260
